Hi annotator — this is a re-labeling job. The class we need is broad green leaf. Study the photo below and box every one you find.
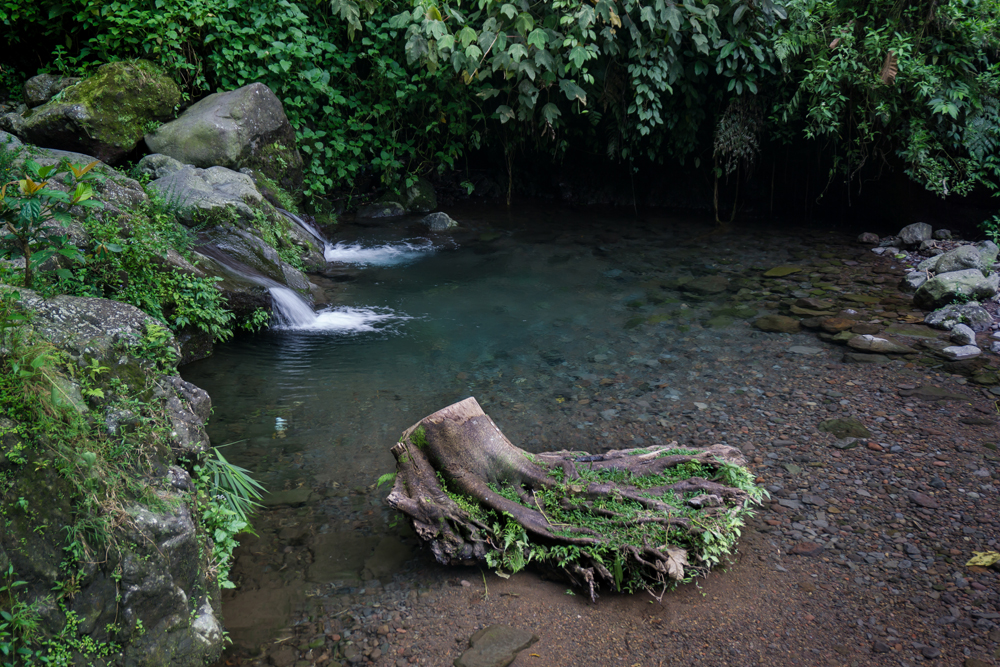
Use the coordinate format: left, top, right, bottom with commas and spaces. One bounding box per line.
500, 3, 517, 19
733, 4, 747, 23
568, 45, 589, 69
559, 78, 587, 104
527, 28, 547, 49
509, 43, 528, 63
541, 102, 562, 123
458, 26, 477, 48
514, 12, 534, 36
496, 104, 515, 123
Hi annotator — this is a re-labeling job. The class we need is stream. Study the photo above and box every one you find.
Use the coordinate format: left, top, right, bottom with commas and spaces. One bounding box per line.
181, 205, 864, 658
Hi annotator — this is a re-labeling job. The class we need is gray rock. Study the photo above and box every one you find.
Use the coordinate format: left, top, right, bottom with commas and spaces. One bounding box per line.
898, 222, 932, 245
682, 274, 730, 295
950, 324, 976, 346
136, 153, 185, 180
21, 61, 179, 165
925, 303, 993, 332
977, 240, 999, 267
941, 345, 981, 360
857, 232, 879, 244
846, 335, 916, 354
146, 82, 304, 192
900, 271, 928, 292
0, 111, 25, 136
933, 229, 952, 240
878, 235, 902, 248
160, 376, 212, 455
148, 165, 263, 222
357, 201, 407, 218
23, 73, 81, 107
0, 129, 23, 150
913, 269, 999, 309
919, 245, 984, 274
422, 211, 458, 230
454, 626, 539, 667
787, 346, 823, 355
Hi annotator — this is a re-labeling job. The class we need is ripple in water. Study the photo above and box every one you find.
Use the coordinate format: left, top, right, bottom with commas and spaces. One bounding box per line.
323, 239, 436, 266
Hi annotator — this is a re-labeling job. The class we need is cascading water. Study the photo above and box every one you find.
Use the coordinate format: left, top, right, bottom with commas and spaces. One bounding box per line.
324, 239, 437, 266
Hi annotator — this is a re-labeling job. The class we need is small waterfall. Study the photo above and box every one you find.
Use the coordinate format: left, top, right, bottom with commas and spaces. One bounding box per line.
324, 239, 437, 266
277, 208, 328, 246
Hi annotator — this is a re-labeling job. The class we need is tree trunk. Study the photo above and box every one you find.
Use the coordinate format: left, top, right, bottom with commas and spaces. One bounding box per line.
386, 398, 762, 601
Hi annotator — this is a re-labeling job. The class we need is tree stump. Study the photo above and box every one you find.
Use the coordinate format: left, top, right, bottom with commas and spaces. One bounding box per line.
386, 397, 764, 600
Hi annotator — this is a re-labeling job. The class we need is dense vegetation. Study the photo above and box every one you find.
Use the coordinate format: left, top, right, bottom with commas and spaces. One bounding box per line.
1, 0, 997, 210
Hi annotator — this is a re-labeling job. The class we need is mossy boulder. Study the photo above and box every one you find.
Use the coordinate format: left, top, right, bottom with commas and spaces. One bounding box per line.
405, 176, 437, 213
145, 82, 304, 194
21, 60, 180, 164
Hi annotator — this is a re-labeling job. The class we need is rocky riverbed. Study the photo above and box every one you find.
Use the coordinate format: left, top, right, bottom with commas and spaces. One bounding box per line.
207, 216, 1000, 667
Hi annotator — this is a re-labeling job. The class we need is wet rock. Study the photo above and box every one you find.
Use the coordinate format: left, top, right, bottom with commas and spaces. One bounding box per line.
762, 266, 802, 277
940, 345, 981, 360
925, 303, 993, 332
846, 335, 916, 354
22, 61, 179, 164
787, 346, 823, 355
454, 625, 539, 667
818, 418, 872, 439
857, 232, 879, 244
913, 269, 999, 309
146, 82, 304, 192
950, 324, 976, 346
754, 315, 800, 333
357, 201, 407, 218
422, 211, 458, 230
850, 322, 882, 335
262, 487, 313, 507
898, 222, 932, 246
842, 352, 890, 364
308, 532, 380, 582
682, 274, 729, 295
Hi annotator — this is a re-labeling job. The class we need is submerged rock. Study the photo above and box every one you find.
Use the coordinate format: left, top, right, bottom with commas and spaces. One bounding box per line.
422, 211, 458, 230
357, 201, 407, 219
754, 314, 800, 333
21, 60, 179, 164
454, 626, 539, 667
146, 82, 304, 192
846, 335, 916, 354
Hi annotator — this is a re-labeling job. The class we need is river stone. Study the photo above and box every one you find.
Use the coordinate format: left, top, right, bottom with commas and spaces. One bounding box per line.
913, 269, 999, 309
900, 271, 927, 292
978, 240, 1000, 266
851, 322, 882, 335
898, 222, 932, 245
918, 245, 983, 274
754, 315, 800, 333
146, 82, 304, 192
819, 317, 854, 333
925, 303, 993, 332
763, 266, 802, 277
842, 352, 890, 363
454, 626, 539, 667
148, 165, 262, 222
23, 73, 82, 107
21, 61, 179, 165
818, 418, 872, 439
0, 129, 22, 150
422, 211, 458, 230
941, 345, 981, 360
846, 334, 916, 354
682, 274, 729, 294
857, 232, 879, 244
135, 153, 185, 180
308, 532, 380, 582
261, 487, 312, 507
357, 201, 407, 218
878, 235, 902, 248
898, 385, 968, 401
951, 324, 976, 346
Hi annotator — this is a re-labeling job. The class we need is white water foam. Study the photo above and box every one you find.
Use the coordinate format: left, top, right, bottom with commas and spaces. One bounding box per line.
324, 240, 436, 266
270, 287, 409, 332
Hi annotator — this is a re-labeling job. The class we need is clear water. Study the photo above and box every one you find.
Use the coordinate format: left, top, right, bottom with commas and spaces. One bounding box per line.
181, 205, 844, 645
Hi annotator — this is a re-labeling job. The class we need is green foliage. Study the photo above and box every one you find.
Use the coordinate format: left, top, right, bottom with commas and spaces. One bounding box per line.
0, 159, 103, 289
982, 213, 1000, 245
192, 447, 265, 588
0, 564, 42, 667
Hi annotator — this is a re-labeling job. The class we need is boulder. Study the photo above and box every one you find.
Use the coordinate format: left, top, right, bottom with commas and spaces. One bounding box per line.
898, 222, 932, 246
405, 176, 437, 213
23, 73, 82, 107
357, 201, 407, 218
918, 245, 983, 274
422, 211, 458, 230
148, 165, 263, 222
976, 240, 999, 267
21, 60, 180, 164
924, 303, 993, 332
198, 224, 311, 294
900, 271, 927, 292
0, 111, 25, 136
136, 153, 185, 180
913, 269, 999, 309
145, 82, 304, 193
0, 129, 22, 150
933, 229, 952, 240
941, 345, 981, 360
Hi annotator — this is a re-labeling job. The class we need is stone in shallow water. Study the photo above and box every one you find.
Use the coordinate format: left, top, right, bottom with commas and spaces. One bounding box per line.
754, 315, 800, 333
788, 346, 823, 355
454, 626, 539, 667
763, 265, 802, 277
941, 344, 981, 360
950, 324, 976, 346
842, 352, 890, 363
846, 334, 916, 354
818, 418, 871, 439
